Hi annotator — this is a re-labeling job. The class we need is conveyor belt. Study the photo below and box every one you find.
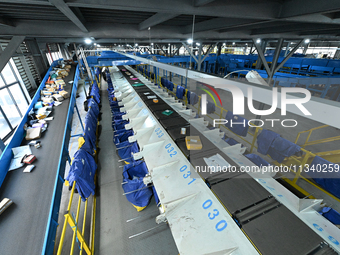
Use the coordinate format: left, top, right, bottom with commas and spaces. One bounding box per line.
118, 66, 336, 255
0, 66, 76, 255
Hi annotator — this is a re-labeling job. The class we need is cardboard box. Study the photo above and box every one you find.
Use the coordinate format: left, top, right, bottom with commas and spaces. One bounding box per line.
42, 97, 53, 103
42, 91, 53, 96
25, 128, 42, 140
53, 94, 64, 102
185, 136, 203, 150
59, 90, 69, 99
55, 79, 65, 86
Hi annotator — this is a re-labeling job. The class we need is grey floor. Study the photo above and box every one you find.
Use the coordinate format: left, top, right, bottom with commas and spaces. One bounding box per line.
54, 78, 93, 255
94, 74, 178, 255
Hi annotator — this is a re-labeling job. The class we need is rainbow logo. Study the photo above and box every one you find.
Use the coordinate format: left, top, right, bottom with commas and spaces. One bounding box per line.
199, 83, 223, 106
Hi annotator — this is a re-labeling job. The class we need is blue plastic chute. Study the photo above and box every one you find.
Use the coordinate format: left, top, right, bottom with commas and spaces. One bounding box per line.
88, 98, 99, 117
117, 141, 139, 163
307, 156, 340, 198
257, 130, 300, 163
176, 85, 185, 99
122, 160, 153, 211
319, 207, 340, 225
113, 119, 129, 130
245, 154, 271, 167
114, 129, 133, 144
225, 111, 249, 137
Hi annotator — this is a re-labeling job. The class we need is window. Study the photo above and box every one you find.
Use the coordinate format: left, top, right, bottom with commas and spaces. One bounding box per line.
0, 107, 11, 140
9, 84, 28, 115
0, 58, 31, 142
2, 63, 16, 84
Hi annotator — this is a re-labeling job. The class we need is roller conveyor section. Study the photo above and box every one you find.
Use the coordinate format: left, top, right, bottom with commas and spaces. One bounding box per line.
115, 66, 339, 254
211, 174, 273, 214
0, 65, 76, 255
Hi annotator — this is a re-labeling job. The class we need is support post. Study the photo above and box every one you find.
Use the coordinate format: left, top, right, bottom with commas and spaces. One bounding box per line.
253, 39, 270, 74
302, 43, 309, 55
268, 38, 284, 83
0, 138, 5, 153
274, 40, 304, 74
197, 44, 203, 71
182, 42, 198, 63
284, 42, 290, 57
214, 43, 222, 74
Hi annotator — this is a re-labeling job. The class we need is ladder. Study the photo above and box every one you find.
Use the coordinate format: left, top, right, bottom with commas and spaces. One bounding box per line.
79, 46, 93, 83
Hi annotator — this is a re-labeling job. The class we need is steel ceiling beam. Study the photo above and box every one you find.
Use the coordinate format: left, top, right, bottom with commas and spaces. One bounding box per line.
139, 13, 179, 30
0, 0, 51, 5
252, 39, 270, 75
194, 0, 215, 7
182, 18, 267, 33
251, 23, 340, 35
284, 14, 340, 25
49, 0, 88, 32
67, 0, 278, 20
280, 0, 340, 18
71, 6, 86, 24
0, 17, 14, 27
0, 36, 25, 74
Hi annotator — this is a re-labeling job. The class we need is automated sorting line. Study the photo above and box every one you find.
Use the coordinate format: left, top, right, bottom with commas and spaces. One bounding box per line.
114, 64, 340, 255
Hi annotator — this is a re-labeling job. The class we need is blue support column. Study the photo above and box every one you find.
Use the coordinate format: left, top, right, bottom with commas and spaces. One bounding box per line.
0, 138, 5, 152
75, 103, 85, 132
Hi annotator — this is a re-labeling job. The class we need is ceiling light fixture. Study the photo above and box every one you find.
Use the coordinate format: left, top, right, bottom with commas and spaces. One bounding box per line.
84, 38, 92, 44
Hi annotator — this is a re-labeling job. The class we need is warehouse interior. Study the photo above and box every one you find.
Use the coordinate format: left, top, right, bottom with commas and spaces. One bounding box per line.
0, 0, 340, 254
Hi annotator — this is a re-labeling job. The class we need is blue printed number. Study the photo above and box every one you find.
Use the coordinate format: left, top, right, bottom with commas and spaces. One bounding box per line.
183, 171, 191, 179
165, 143, 177, 157
155, 127, 164, 138
180, 165, 196, 185
208, 209, 219, 220
203, 199, 212, 209
202, 199, 227, 232
216, 220, 227, 232
180, 165, 187, 172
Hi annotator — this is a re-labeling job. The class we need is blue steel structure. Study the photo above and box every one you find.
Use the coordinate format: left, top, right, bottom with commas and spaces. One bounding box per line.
0, 60, 82, 255
42, 65, 81, 255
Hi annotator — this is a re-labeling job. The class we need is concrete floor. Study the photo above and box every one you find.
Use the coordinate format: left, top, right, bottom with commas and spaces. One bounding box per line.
54, 78, 93, 255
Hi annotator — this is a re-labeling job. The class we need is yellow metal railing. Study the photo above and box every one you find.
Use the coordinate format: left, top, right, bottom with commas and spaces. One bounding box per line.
295, 124, 340, 148
56, 86, 100, 255
136, 64, 340, 203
